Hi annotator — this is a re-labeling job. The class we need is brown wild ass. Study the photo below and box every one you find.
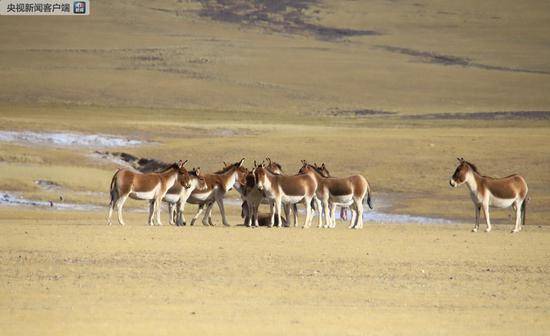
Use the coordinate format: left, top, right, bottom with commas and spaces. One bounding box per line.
163, 167, 206, 226
298, 161, 373, 229
108, 160, 190, 226
311, 163, 357, 228
254, 162, 318, 228
241, 158, 293, 227
187, 159, 248, 226
450, 158, 529, 233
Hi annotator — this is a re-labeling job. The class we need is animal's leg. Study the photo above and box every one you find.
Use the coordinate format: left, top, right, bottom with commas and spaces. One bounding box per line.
283, 203, 291, 227
330, 203, 337, 228
202, 202, 215, 226
168, 203, 175, 225
147, 200, 155, 226
303, 199, 312, 228
253, 202, 260, 227
269, 201, 275, 227
243, 201, 251, 227
275, 200, 283, 228
316, 198, 324, 228
472, 204, 480, 232
207, 201, 215, 226
154, 197, 163, 225
191, 203, 206, 226
216, 198, 230, 226
482, 203, 492, 232
244, 201, 251, 227
354, 199, 364, 229
349, 209, 357, 229
116, 194, 129, 226
322, 199, 331, 228
512, 200, 522, 233
176, 200, 186, 226
290, 204, 298, 227
107, 198, 116, 225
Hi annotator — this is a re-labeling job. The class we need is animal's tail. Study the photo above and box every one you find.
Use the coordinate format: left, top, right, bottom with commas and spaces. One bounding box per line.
521, 196, 529, 226
366, 183, 374, 210
109, 169, 121, 206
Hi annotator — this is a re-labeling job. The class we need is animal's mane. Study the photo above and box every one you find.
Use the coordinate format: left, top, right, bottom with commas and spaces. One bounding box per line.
463, 160, 480, 174
306, 163, 331, 178
213, 163, 236, 174
156, 162, 179, 173
268, 162, 283, 172
267, 161, 283, 175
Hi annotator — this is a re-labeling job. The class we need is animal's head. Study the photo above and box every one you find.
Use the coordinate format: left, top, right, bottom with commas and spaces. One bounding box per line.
265, 157, 283, 175
231, 158, 248, 184
175, 160, 190, 188
450, 158, 476, 187
188, 167, 206, 190
244, 171, 256, 189
253, 161, 268, 191
298, 160, 315, 175
315, 162, 331, 178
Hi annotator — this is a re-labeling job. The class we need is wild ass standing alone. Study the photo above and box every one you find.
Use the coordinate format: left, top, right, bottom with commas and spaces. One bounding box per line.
163, 167, 206, 226
298, 161, 373, 229
185, 159, 248, 226
449, 158, 529, 233
253, 162, 319, 228
108, 160, 190, 226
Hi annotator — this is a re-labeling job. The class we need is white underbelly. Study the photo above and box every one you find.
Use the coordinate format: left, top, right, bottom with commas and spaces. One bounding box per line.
163, 194, 179, 203
330, 194, 353, 205
489, 195, 515, 208
281, 194, 304, 204
130, 189, 158, 200
188, 191, 214, 203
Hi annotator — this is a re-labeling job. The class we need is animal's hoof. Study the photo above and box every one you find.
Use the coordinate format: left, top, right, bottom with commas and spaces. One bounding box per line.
511, 229, 520, 234
471, 228, 478, 232
485, 228, 492, 233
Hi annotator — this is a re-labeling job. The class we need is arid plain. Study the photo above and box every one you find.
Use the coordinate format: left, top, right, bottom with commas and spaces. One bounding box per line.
1, 0, 549, 335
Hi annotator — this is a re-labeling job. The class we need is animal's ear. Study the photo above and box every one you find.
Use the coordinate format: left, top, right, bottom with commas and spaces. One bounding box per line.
223, 161, 228, 167
260, 160, 266, 167
266, 157, 271, 163
238, 158, 245, 167
196, 167, 201, 174
301, 159, 306, 165
457, 157, 463, 163
321, 163, 326, 168
178, 159, 188, 168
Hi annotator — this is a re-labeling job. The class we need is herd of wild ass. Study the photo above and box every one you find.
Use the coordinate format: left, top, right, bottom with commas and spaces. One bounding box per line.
107, 158, 529, 233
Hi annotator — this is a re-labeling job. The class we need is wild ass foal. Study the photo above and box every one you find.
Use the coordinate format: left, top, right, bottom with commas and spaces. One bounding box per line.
186, 159, 248, 226
108, 160, 190, 226
450, 158, 529, 233
254, 162, 318, 228
298, 161, 373, 229
163, 167, 206, 226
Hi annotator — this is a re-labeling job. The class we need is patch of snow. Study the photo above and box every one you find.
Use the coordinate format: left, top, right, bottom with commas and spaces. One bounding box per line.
0, 192, 102, 211
0, 131, 144, 148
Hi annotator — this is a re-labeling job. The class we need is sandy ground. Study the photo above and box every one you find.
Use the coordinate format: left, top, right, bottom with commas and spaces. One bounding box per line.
1, 210, 549, 335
